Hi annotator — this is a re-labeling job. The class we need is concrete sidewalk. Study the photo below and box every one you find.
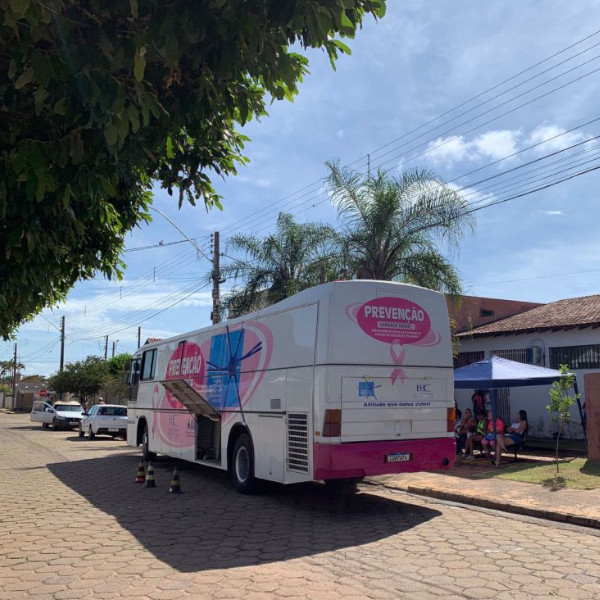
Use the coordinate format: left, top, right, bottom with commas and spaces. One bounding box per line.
368, 453, 600, 529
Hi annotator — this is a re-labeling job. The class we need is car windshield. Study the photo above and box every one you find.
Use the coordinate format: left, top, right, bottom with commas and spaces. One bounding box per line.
103, 407, 127, 416
54, 405, 82, 413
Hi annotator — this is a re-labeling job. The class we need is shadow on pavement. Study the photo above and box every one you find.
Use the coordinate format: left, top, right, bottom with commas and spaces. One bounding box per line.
48, 454, 441, 572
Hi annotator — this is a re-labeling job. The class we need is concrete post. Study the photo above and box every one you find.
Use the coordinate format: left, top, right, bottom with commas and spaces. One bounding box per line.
583, 373, 600, 460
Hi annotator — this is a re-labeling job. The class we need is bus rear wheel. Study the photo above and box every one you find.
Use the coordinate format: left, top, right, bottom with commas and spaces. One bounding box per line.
231, 433, 257, 494
324, 477, 364, 490
142, 423, 156, 462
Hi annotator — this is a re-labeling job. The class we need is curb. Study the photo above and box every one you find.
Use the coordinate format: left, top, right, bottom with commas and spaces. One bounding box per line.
371, 481, 600, 530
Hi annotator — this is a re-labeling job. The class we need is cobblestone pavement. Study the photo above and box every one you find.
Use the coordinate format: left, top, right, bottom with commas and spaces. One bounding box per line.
2, 412, 600, 600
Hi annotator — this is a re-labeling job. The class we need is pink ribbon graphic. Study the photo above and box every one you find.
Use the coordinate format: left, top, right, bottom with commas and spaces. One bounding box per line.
390, 341, 406, 384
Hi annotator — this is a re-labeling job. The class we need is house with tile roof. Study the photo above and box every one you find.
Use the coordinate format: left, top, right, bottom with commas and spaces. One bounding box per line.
454, 294, 600, 439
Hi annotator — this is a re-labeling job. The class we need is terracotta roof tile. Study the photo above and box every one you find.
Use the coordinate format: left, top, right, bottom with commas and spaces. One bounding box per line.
457, 294, 600, 337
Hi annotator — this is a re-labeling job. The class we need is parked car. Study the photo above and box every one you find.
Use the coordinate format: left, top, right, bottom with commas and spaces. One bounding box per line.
79, 404, 128, 439
30, 400, 84, 430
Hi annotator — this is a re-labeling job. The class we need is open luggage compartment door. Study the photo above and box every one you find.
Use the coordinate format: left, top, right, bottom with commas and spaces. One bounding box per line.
159, 379, 221, 421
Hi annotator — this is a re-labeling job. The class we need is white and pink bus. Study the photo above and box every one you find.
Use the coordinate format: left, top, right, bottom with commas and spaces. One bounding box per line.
127, 280, 456, 493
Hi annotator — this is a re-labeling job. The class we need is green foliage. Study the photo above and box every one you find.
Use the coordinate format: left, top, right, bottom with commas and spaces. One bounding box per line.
0, 0, 386, 339
546, 364, 579, 474
48, 355, 108, 404
106, 353, 132, 377
325, 161, 474, 293
47, 353, 132, 403
222, 212, 340, 316
0, 359, 23, 381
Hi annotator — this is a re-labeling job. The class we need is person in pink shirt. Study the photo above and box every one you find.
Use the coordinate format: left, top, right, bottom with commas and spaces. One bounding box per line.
480, 409, 504, 459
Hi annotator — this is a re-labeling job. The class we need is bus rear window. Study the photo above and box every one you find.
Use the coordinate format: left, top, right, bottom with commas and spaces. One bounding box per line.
141, 349, 157, 381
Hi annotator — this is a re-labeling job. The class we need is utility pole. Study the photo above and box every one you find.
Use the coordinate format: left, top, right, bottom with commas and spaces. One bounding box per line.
11, 343, 17, 409
137, 327, 141, 349
112, 340, 117, 358
104, 335, 108, 361
212, 231, 221, 324
59, 316, 65, 372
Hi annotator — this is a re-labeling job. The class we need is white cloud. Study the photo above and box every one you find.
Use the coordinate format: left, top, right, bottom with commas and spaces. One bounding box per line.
424, 123, 597, 169
539, 209, 565, 216
336, 129, 345, 139
425, 130, 520, 167
472, 130, 520, 160
425, 136, 475, 166
526, 124, 593, 153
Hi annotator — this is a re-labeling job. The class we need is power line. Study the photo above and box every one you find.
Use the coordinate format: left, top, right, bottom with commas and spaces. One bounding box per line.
215, 31, 600, 241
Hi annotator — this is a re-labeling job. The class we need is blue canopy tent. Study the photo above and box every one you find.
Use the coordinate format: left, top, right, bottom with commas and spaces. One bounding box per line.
453, 356, 583, 465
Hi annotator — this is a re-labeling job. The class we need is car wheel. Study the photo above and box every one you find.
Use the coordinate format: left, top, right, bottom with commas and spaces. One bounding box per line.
52, 418, 60, 431
42, 423, 49, 429
78, 423, 85, 438
231, 433, 257, 494
142, 423, 156, 462
88, 425, 95, 440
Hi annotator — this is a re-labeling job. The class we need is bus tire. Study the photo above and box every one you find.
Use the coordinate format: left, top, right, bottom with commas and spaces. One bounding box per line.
142, 423, 156, 462
324, 477, 364, 490
231, 433, 257, 494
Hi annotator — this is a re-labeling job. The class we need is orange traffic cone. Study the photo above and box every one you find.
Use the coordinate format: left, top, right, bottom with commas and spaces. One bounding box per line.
135, 460, 145, 483
144, 462, 156, 488
169, 467, 182, 494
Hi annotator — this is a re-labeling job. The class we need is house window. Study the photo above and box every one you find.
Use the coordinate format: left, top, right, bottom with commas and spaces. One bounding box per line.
141, 349, 157, 381
490, 348, 528, 363
480, 309, 495, 317
549, 345, 600, 369
454, 351, 485, 368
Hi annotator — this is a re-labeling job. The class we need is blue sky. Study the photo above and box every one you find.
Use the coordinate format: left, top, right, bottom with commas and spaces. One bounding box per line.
6, 1, 600, 377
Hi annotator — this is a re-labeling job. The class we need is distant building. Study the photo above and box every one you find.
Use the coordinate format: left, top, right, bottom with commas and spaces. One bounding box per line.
455, 294, 600, 439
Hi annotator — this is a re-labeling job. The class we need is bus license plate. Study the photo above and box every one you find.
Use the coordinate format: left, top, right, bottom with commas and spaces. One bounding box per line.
387, 452, 411, 462
108, 428, 120, 432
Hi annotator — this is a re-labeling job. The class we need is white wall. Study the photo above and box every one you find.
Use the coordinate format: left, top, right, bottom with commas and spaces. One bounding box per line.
456, 328, 595, 439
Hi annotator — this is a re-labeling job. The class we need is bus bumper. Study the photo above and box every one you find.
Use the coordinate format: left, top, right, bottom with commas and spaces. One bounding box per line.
313, 438, 455, 480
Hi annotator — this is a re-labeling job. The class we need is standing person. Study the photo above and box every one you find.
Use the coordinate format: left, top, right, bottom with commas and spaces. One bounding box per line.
471, 390, 485, 414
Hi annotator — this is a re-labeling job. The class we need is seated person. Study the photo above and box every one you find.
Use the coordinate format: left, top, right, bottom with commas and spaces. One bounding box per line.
454, 409, 464, 455
480, 410, 505, 458
464, 411, 486, 460
497, 410, 528, 453
456, 408, 475, 455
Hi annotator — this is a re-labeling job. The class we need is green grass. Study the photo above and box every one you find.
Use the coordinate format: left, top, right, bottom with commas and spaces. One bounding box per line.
478, 458, 600, 490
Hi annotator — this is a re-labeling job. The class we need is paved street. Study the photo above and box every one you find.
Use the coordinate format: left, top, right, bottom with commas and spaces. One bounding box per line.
1, 412, 600, 600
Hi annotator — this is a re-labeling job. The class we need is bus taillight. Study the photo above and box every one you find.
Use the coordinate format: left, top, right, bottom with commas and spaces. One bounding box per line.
323, 409, 342, 437
447, 407, 455, 432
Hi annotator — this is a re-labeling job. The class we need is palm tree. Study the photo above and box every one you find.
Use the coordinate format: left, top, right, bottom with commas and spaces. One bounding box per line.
326, 160, 474, 294
222, 213, 339, 317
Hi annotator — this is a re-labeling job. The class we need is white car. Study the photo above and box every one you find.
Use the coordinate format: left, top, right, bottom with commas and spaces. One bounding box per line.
30, 401, 84, 430
79, 404, 128, 439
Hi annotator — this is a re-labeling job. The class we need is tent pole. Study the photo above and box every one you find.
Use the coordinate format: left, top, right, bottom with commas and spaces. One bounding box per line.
490, 389, 500, 467
573, 379, 587, 446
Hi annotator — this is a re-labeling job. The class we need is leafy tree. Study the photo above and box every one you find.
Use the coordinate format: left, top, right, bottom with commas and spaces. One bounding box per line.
0, 0, 387, 340
222, 212, 338, 316
326, 161, 474, 293
48, 356, 108, 405
106, 353, 132, 378
546, 364, 579, 474
0, 359, 23, 382
103, 353, 132, 403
